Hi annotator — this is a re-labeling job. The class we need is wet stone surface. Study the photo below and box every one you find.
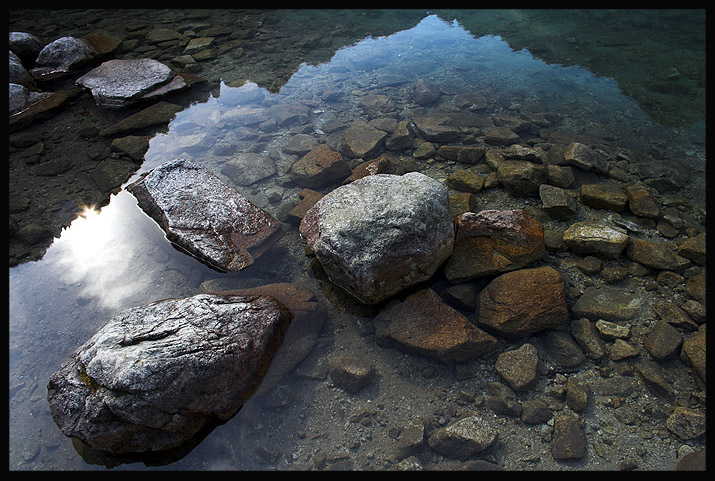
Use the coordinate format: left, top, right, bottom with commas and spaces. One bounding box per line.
9, 9, 706, 472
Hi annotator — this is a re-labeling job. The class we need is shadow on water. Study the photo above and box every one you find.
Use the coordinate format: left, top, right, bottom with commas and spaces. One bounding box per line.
9, 10, 706, 471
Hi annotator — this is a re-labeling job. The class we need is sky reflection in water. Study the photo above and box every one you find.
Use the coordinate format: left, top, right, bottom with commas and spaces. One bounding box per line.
9, 14, 699, 470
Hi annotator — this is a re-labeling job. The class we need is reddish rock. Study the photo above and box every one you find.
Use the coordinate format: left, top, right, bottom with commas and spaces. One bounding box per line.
445, 209, 545, 283
289, 143, 351, 189
477, 266, 569, 338
374, 289, 500, 364
287, 188, 324, 225
340, 120, 387, 158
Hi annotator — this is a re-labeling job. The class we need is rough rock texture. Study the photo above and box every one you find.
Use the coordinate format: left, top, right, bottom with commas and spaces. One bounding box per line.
127, 159, 282, 272
76, 58, 184, 108
497, 160, 547, 196
626, 237, 690, 271
374, 289, 500, 364
300, 172, 454, 304
476, 266, 569, 338
329, 355, 377, 393
571, 286, 642, 322
494, 343, 539, 392
47, 293, 292, 454
445, 209, 545, 283
340, 120, 387, 158
563, 221, 630, 259
214, 283, 326, 397
427, 416, 498, 459
551, 415, 586, 460
31, 36, 98, 76
563, 141, 609, 174
288, 143, 351, 188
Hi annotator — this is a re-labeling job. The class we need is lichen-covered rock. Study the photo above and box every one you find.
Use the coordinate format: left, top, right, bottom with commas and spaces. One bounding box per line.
127, 159, 282, 272
47, 293, 292, 454
300, 172, 453, 304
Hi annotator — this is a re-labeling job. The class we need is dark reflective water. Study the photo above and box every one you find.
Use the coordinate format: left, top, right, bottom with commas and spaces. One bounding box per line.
9, 11, 705, 471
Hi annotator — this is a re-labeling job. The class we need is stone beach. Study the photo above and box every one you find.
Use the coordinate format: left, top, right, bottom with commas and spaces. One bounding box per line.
9, 9, 705, 471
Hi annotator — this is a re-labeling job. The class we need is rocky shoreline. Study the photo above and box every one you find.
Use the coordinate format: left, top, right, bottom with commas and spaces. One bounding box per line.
9, 9, 705, 471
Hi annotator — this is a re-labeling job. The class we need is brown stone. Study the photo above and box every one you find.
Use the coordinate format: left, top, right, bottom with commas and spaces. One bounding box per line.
374, 289, 500, 364
329, 355, 376, 393
342, 156, 404, 184
497, 160, 547, 196
495, 343, 539, 392
681, 325, 706, 384
289, 143, 351, 188
579, 183, 628, 212
445, 210, 545, 283
625, 183, 660, 219
340, 120, 387, 158
552, 415, 586, 460
484, 126, 520, 145
477, 266, 569, 338
627, 237, 690, 271
287, 188, 324, 225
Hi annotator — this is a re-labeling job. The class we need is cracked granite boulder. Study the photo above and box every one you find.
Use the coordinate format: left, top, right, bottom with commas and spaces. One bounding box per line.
47, 293, 292, 454
127, 159, 282, 272
300, 172, 454, 304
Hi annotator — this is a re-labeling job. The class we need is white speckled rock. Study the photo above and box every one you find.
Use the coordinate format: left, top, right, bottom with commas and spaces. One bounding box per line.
563, 220, 629, 259
47, 293, 292, 454
127, 159, 282, 272
300, 172, 454, 304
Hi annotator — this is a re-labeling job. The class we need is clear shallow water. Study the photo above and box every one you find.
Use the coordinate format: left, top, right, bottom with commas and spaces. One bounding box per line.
9, 11, 705, 470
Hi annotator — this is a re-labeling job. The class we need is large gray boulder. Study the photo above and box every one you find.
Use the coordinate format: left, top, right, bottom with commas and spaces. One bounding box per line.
47, 293, 292, 454
300, 172, 454, 304
127, 159, 282, 272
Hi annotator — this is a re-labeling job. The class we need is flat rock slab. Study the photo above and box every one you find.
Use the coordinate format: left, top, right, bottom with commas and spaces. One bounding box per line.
374, 289, 500, 364
76, 58, 181, 108
47, 293, 292, 454
127, 159, 282, 272
300, 172, 454, 304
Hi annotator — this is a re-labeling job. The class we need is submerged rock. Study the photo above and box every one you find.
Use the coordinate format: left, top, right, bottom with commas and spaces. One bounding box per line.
300, 172, 453, 304
427, 415, 498, 459
47, 293, 292, 454
445, 209, 545, 283
374, 289, 499, 364
127, 159, 282, 272
477, 266, 569, 338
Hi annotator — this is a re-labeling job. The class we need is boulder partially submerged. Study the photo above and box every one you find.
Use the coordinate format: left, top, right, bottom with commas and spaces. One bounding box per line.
300, 172, 454, 304
47, 293, 292, 454
127, 159, 282, 272
76, 58, 190, 108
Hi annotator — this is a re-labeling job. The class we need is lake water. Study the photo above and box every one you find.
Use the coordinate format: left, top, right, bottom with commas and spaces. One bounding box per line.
9, 10, 705, 470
